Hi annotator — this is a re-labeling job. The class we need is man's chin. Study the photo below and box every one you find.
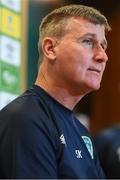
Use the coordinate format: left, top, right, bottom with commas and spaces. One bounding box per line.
91, 84, 101, 91
87, 83, 101, 92
86, 77, 102, 91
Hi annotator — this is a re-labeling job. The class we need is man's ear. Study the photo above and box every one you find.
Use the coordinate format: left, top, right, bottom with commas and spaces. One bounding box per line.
42, 37, 57, 61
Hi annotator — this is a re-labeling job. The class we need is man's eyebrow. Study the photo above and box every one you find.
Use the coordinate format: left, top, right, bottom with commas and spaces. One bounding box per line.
82, 33, 96, 38
77, 33, 95, 41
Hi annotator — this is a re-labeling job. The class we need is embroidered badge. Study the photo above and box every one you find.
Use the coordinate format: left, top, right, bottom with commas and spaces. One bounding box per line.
82, 136, 94, 159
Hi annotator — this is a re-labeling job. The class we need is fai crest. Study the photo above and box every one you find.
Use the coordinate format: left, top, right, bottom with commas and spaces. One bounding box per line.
82, 136, 94, 159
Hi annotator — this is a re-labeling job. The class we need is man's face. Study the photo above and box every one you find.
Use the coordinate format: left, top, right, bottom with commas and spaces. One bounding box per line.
53, 17, 108, 94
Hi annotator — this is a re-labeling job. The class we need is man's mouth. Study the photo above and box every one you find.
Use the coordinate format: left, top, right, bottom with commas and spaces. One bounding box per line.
87, 68, 101, 74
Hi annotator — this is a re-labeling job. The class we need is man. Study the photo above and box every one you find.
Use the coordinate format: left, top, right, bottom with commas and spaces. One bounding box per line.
0, 4, 111, 178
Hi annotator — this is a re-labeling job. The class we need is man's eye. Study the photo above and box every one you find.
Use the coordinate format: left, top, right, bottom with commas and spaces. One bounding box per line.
82, 39, 93, 46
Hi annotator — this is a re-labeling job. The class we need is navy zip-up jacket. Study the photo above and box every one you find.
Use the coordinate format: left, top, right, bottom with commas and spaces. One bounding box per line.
0, 85, 105, 179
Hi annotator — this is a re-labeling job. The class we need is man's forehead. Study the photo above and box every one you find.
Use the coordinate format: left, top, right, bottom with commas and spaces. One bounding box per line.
68, 17, 106, 35
68, 16, 103, 29
68, 16, 92, 25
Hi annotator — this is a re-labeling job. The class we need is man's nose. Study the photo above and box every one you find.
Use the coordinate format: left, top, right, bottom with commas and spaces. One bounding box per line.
94, 45, 108, 63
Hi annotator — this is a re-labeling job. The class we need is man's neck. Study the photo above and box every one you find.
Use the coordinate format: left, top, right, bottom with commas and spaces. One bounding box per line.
35, 75, 83, 110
